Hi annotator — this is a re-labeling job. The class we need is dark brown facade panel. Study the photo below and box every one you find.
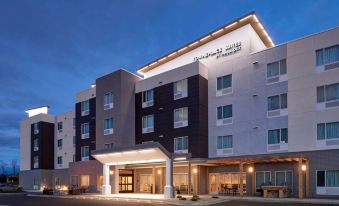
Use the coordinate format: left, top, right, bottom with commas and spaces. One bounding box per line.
135, 75, 208, 158
31, 121, 55, 170
75, 97, 96, 161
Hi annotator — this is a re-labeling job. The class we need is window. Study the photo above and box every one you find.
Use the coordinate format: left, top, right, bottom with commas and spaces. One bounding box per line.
217, 135, 233, 149
33, 156, 39, 168
317, 170, 339, 187
81, 100, 90, 115
81, 123, 89, 139
317, 83, 339, 103
104, 93, 113, 110
268, 128, 288, 144
104, 92, 113, 105
73, 136, 76, 146
255, 171, 271, 189
275, 171, 293, 189
57, 122, 63, 131
33, 123, 39, 134
81, 146, 90, 161
73, 118, 76, 128
316, 45, 339, 66
174, 136, 188, 153
57, 139, 63, 148
71, 176, 79, 187
55, 177, 61, 187
142, 89, 154, 107
104, 143, 114, 149
173, 79, 188, 99
174, 107, 188, 128
57, 156, 63, 165
73, 155, 75, 162
317, 122, 339, 140
267, 93, 287, 111
142, 115, 154, 133
33, 139, 39, 151
267, 59, 287, 78
217, 74, 232, 90
217, 105, 233, 119
81, 175, 90, 187
104, 118, 113, 129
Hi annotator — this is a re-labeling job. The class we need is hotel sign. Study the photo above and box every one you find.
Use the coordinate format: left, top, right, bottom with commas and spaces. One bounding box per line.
193, 41, 242, 62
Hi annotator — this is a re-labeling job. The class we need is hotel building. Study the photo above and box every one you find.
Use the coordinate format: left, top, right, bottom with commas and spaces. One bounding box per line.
20, 12, 339, 198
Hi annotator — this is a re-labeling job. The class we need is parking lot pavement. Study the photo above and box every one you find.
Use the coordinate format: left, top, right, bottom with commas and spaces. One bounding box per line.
0, 193, 338, 206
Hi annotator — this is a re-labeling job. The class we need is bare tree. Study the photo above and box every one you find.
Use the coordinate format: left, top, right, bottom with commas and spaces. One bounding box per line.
11, 159, 18, 175
0, 160, 7, 174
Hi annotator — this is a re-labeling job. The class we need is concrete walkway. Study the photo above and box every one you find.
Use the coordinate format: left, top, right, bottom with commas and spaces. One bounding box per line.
26, 193, 339, 205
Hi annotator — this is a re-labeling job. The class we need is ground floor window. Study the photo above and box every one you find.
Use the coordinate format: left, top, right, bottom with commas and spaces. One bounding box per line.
80, 175, 89, 187
255, 171, 271, 189
174, 174, 188, 194
275, 171, 293, 191
209, 173, 246, 194
317, 170, 339, 187
71, 175, 79, 187
139, 174, 152, 193
55, 177, 61, 188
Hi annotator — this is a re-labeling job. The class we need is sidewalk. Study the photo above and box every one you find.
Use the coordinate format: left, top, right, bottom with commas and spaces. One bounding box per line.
26, 193, 339, 205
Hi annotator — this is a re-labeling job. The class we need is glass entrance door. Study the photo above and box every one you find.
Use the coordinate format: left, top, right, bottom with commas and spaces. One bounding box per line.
119, 169, 134, 193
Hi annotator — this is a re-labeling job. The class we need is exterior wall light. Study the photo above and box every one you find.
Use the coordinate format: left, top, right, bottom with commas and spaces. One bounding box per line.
109, 170, 114, 175
193, 168, 198, 174
157, 169, 162, 175
248, 166, 254, 173
301, 164, 307, 172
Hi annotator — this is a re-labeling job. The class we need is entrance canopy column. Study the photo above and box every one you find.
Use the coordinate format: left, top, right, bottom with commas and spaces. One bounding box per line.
164, 158, 174, 199
102, 164, 111, 195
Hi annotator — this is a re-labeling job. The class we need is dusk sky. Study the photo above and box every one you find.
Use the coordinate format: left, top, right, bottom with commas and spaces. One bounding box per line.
0, 0, 338, 165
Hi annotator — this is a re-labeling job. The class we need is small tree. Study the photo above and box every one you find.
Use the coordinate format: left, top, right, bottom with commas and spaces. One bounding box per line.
0, 160, 7, 174
11, 159, 18, 175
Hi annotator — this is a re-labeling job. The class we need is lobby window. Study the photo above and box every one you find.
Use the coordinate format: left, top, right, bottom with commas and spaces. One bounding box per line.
104, 143, 114, 149
81, 146, 90, 161
216, 74, 232, 96
57, 139, 63, 149
217, 135, 233, 149
57, 156, 63, 165
317, 122, 339, 140
33, 122, 39, 134
268, 93, 287, 111
81, 175, 90, 187
33, 139, 39, 151
71, 176, 79, 187
316, 45, 339, 66
142, 115, 154, 133
216, 105, 233, 126
317, 170, 339, 188
104, 92, 113, 110
174, 136, 188, 154
33, 156, 39, 169
104, 118, 114, 135
81, 123, 89, 139
268, 128, 288, 144
57, 122, 63, 132
275, 171, 293, 189
173, 79, 188, 100
142, 89, 154, 108
255, 171, 271, 189
317, 83, 339, 103
174, 107, 188, 128
81, 100, 90, 116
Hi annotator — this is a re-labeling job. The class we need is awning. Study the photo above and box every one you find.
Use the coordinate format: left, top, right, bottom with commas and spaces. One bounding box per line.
92, 142, 171, 166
